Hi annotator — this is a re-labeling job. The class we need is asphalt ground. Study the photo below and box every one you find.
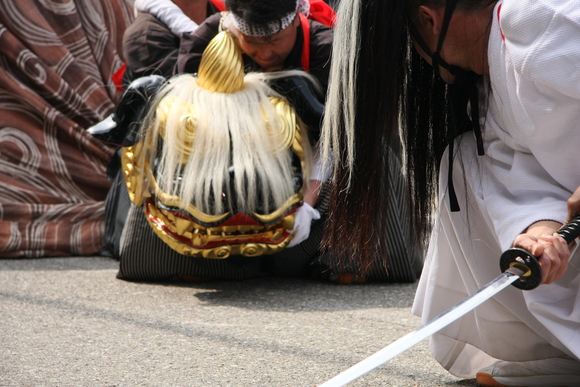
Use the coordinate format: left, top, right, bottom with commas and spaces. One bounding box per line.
0, 257, 478, 387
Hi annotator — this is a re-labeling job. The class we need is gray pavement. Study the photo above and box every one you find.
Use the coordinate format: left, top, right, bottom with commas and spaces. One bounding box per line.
1, 257, 477, 387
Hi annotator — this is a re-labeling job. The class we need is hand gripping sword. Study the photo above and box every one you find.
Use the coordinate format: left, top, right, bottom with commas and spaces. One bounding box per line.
318, 216, 580, 387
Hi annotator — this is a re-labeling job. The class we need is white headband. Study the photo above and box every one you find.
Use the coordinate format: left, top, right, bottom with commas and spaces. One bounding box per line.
232, 0, 310, 37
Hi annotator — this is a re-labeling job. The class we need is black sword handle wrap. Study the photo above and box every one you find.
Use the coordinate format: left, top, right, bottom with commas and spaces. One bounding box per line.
500, 215, 580, 290
556, 215, 580, 244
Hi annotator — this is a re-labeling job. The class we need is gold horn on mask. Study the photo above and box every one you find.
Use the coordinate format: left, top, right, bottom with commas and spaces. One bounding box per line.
197, 31, 244, 93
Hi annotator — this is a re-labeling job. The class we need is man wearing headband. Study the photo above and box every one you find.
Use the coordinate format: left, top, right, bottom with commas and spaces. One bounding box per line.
176, 0, 333, 92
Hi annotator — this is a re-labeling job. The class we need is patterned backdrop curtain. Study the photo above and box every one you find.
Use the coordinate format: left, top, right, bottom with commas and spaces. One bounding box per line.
0, 0, 134, 257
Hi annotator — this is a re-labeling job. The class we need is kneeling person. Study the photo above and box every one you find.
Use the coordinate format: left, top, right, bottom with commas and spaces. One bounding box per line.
107, 31, 327, 281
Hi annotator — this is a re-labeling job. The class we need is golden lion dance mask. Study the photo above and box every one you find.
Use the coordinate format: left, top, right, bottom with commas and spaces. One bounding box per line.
121, 31, 311, 259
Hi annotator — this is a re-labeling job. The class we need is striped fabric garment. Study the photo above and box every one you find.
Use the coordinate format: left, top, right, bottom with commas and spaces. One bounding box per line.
0, 0, 134, 257
109, 144, 423, 283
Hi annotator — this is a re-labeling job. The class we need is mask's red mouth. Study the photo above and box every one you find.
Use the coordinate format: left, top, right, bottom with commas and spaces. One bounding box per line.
144, 196, 301, 258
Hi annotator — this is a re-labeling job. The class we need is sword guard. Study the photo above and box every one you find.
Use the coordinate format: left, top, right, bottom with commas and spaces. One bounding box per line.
499, 248, 542, 290
499, 215, 580, 290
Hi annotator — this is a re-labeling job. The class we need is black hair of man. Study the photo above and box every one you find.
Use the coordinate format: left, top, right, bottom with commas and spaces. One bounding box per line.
225, 0, 298, 32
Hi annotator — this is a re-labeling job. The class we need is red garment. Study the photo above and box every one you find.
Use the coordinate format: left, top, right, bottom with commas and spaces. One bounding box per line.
308, 0, 336, 27
300, 15, 311, 72
209, 0, 226, 12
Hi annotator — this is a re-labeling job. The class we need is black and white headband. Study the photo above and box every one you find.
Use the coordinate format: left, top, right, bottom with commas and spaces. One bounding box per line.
231, 0, 310, 37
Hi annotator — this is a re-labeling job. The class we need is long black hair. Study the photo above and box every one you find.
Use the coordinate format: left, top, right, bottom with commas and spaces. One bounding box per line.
321, 0, 491, 274
321, 0, 410, 273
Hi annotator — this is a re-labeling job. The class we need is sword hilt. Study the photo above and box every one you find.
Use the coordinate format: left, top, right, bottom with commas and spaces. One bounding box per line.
500, 215, 580, 290
499, 248, 542, 290
556, 215, 580, 243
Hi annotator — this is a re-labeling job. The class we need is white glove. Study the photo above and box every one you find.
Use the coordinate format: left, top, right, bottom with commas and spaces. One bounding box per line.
135, 0, 199, 37
287, 203, 321, 248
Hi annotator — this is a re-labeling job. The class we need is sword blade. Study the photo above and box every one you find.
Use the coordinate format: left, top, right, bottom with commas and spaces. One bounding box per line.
318, 267, 524, 387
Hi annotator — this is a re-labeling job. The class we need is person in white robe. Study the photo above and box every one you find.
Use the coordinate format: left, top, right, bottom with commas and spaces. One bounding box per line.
321, 0, 580, 386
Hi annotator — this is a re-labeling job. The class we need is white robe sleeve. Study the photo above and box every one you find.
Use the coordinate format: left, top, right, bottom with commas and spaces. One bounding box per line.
480, 0, 580, 250
135, 0, 199, 37
501, 0, 580, 100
